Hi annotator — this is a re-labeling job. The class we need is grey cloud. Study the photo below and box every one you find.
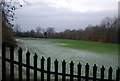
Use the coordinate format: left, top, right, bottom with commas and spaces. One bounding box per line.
14, 2, 117, 32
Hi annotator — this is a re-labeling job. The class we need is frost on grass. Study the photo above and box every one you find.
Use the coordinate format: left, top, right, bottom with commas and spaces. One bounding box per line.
15, 39, 118, 79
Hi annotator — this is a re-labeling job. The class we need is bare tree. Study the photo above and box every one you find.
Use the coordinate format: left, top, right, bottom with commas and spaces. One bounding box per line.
41, 28, 47, 38
40, 27, 55, 38
100, 17, 114, 28
36, 26, 42, 34
46, 27, 55, 34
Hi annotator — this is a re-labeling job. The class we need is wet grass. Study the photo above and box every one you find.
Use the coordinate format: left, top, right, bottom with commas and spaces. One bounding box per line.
15, 37, 118, 79
20, 38, 118, 54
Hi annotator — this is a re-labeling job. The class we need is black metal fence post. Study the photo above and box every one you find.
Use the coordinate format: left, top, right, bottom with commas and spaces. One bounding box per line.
108, 66, 113, 81
18, 47, 23, 81
34, 53, 38, 81
78, 62, 82, 81
41, 56, 45, 81
47, 57, 51, 81
116, 67, 119, 81
26, 51, 30, 81
62, 60, 66, 81
101, 66, 105, 81
54, 59, 58, 81
85, 63, 89, 81
2, 43, 6, 81
10, 46, 14, 81
2, 47, 119, 81
93, 64, 97, 81
70, 61, 74, 81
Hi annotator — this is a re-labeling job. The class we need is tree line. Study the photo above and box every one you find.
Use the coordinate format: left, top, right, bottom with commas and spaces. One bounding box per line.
2, 0, 119, 47
14, 16, 119, 44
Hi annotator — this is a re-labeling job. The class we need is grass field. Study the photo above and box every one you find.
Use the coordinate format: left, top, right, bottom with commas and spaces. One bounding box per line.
14, 37, 119, 79
21, 37, 118, 54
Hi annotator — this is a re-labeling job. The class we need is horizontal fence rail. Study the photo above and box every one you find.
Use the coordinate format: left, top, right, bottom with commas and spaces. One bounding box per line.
2, 45, 120, 81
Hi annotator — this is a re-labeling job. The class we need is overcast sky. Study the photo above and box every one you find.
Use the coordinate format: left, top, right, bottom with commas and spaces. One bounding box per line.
13, 0, 119, 32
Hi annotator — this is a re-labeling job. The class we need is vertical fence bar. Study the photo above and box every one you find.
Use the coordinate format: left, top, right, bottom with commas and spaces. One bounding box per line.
2, 47, 118, 81
10, 46, 14, 81
70, 61, 74, 81
34, 53, 38, 81
18, 48, 23, 81
26, 51, 30, 81
101, 66, 105, 81
116, 67, 119, 81
93, 64, 97, 81
108, 66, 113, 81
2, 43, 6, 81
85, 63, 89, 81
62, 60, 66, 81
41, 56, 45, 81
78, 63, 82, 81
54, 59, 58, 81
47, 57, 51, 81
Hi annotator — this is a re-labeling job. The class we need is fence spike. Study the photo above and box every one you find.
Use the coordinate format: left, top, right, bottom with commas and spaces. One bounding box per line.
47, 57, 51, 64
109, 66, 113, 73
19, 47, 22, 51
101, 65, 105, 80
62, 60, 66, 64
41, 56, 45, 61
62, 59, 66, 65
47, 57, 51, 63
26, 50, 30, 81
62, 60, 66, 81
70, 61, 74, 65
54, 59, 58, 81
85, 63, 89, 81
47, 57, 51, 81
117, 67, 120, 72
34, 53, 38, 81
26, 50, 30, 56
116, 67, 120, 81
41, 56, 45, 81
18, 47, 23, 81
70, 61, 74, 81
117, 67, 119, 70
93, 64, 97, 69
101, 65, 105, 70
109, 66, 112, 70
78, 62, 82, 67
78, 62, 82, 81
18, 47, 23, 53
108, 66, 113, 80
118, 67, 119, 70
47, 57, 51, 60
55, 59, 58, 63
34, 53, 38, 58
85, 63, 90, 67
93, 64, 97, 81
